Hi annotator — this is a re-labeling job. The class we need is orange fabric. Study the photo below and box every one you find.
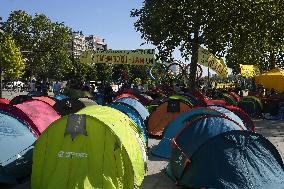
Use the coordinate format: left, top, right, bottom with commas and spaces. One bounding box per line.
147, 101, 191, 137
32, 96, 56, 106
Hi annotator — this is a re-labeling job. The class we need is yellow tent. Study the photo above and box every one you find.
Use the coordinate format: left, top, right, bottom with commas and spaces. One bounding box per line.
255, 67, 284, 93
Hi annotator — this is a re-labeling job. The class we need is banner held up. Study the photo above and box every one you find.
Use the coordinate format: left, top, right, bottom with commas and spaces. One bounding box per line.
80, 49, 155, 65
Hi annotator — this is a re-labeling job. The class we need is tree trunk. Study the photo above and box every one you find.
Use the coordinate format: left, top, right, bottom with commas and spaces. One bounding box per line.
269, 51, 276, 69
188, 29, 200, 93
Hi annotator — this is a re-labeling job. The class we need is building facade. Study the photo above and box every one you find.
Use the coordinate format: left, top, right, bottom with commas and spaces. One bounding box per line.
69, 31, 107, 58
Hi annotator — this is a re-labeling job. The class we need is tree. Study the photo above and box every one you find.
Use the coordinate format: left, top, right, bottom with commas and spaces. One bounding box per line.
131, 0, 284, 90
1, 10, 72, 80
0, 33, 25, 78
0, 33, 26, 97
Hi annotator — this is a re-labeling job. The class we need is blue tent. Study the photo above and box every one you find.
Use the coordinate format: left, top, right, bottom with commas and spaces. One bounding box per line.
27, 91, 44, 97
115, 97, 150, 121
151, 107, 246, 158
0, 112, 36, 184
54, 94, 69, 101
168, 130, 284, 188
109, 102, 148, 144
208, 105, 245, 127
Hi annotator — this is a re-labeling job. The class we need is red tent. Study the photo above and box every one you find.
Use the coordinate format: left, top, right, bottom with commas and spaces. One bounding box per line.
32, 96, 57, 106
0, 98, 10, 104
15, 100, 60, 134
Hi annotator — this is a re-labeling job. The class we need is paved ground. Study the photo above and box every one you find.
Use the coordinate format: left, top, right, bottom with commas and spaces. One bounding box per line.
0, 91, 284, 189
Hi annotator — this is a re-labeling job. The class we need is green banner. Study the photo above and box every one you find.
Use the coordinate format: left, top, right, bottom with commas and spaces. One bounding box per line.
80, 49, 155, 65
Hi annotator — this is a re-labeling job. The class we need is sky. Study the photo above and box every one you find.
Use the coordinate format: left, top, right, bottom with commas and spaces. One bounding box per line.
1, 0, 155, 50
1, 0, 222, 76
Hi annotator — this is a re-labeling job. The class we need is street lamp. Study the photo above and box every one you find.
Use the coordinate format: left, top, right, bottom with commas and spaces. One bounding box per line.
0, 29, 4, 98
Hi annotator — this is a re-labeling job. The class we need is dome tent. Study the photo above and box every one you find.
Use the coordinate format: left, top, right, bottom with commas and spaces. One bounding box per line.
167, 131, 284, 188
9, 95, 33, 105
114, 97, 150, 121
32, 96, 57, 106
78, 106, 146, 186
167, 115, 246, 186
238, 96, 263, 117
109, 101, 148, 144
147, 99, 192, 137
15, 100, 60, 134
53, 98, 86, 116
54, 94, 69, 101
0, 112, 36, 184
151, 107, 245, 159
32, 114, 134, 189
222, 93, 237, 106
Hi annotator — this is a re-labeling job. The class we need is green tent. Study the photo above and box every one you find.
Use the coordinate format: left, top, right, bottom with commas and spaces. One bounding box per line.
32, 106, 145, 188
78, 106, 146, 184
169, 95, 194, 106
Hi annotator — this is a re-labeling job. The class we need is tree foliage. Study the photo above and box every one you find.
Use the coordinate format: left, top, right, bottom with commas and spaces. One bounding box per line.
1, 10, 72, 79
0, 33, 26, 79
131, 0, 284, 89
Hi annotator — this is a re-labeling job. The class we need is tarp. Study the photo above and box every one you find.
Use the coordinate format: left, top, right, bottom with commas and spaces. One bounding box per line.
77, 106, 146, 186
109, 102, 148, 144
147, 99, 192, 137
15, 100, 60, 134
0, 112, 36, 184
115, 97, 149, 121
53, 98, 86, 116
9, 95, 33, 105
255, 67, 284, 93
32, 96, 56, 106
168, 115, 245, 185
168, 130, 284, 188
32, 114, 134, 189
0, 98, 10, 104
151, 107, 245, 159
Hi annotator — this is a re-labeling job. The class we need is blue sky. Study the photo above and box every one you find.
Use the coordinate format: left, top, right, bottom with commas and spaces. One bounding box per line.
1, 0, 155, 50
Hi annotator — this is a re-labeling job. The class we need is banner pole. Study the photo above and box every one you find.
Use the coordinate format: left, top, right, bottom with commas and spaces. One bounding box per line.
207, 66, 210, 89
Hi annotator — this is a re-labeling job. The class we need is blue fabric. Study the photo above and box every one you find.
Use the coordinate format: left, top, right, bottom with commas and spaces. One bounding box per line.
115, 97, 149, 121
151, 108, 221, 158
54, 94, 69, 101
209, 106, 245, 128
109, 102, 148, 144
0, 112, 36, 183
170, 130, 284, 189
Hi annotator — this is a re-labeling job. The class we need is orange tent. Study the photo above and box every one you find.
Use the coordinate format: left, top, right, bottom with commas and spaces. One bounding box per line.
147, 99, 192, 137
255, 68, 284, 93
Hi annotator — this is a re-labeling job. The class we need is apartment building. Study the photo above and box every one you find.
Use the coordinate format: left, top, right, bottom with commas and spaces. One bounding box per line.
69, 31, 107, 58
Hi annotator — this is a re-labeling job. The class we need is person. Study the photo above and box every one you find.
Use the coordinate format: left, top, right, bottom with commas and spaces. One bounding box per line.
104, 82, 114, 104
53, 80, 62, 96
41, 81, 48, 96
29, 80, 36, 92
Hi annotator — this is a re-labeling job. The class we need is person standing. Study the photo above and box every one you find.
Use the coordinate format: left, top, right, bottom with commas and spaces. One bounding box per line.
53, 80, 62, 96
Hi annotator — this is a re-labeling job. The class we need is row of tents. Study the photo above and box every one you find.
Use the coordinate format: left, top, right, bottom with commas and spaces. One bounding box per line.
0, 88, 284, 188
